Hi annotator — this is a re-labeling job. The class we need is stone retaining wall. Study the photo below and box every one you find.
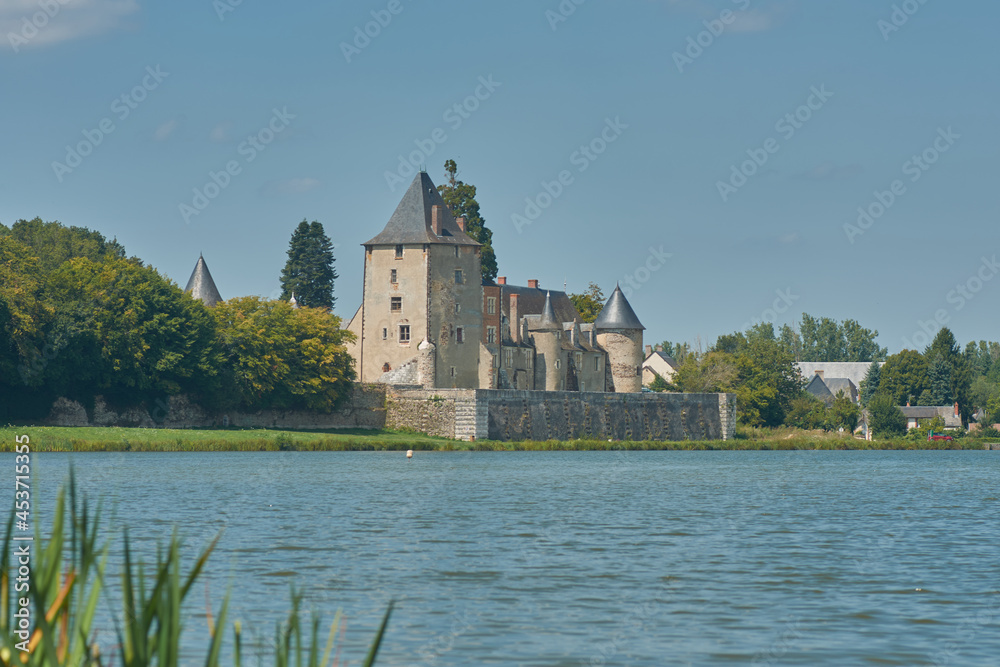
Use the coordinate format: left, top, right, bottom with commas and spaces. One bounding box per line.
41, 384, 388, 430
387, 388, 736, 442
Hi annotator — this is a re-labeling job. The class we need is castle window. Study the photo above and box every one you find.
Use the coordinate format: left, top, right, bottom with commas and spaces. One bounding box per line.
580, 381, 585, 391
456, 327, 464, 343
487, 326, 496, 344
395, 245, 403, 259
450, 366, 456, 378
505, 348, 513, 367
455, 246, 459, 257
382, 328, 388, 340
555, 359, 561, 370
455, 303, 461, 314
454, 269, 463, 284
492, 354, 498, 369
575, 352, 582, 366
399, 325, 410, 343
487, 297, 496, 315
391, 297, 402, 312
390, 269, 397, 283
595, 357, 600, 371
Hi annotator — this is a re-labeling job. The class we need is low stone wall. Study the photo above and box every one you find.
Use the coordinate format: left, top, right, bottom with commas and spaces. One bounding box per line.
387, 388, 736, 442
41, 384, 388, 430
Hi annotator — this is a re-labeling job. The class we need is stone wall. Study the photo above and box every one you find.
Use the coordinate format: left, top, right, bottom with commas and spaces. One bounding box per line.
41, 384, 388, 430
387, 387, 736, 442
385, 388, 472, 439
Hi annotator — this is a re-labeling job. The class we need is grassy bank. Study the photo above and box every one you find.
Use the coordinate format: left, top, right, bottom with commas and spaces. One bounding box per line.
2, 425, 996, 452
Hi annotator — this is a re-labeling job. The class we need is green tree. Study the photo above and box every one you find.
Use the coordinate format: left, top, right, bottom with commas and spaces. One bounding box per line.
0, 237, 52, 391
868, 393, 907, 437
926, 327, 971, 420
213, 297, 356, 411
830, 390, 860, 432
709, 324, 803, 427
925, 352, 952, 405
784, 394, 828, 430
438, 160, 498, 282
0, 217, 125, 274
279, 220, 338, 311
796, 313, 887, 362
878, 350, 928, 405
859, 360, 882, 406
568, 282, 604, 323
672, 351, 738, 394
648, 373, 675, 393
46, 256, 224, 407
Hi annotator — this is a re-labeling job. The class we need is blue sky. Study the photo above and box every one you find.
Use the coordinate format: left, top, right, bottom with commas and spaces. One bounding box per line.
2, 0, 997, 354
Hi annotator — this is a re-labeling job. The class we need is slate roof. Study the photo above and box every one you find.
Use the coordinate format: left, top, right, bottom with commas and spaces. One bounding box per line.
184, 254, 223, 307
363, 172, 480, 246
797, 362, 882, 389
647, 351, 678, 368
900, 406, 962, 427
499, 285, 582, 326
593, 285, 645, 330
529, 291, 561, 331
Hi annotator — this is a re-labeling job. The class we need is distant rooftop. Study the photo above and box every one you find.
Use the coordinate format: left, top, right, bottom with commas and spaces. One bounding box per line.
184, 254, 223, 307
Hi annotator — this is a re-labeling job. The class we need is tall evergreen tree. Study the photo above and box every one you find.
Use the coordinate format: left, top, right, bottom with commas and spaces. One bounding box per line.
925, 352, 953, 405
279, 220, 337, 310
437, 160, 498, 282
859, 360, 882, 406
926, 327, 971, 418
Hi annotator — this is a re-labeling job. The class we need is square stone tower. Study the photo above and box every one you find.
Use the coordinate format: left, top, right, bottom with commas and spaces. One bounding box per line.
357, 172, 483, 388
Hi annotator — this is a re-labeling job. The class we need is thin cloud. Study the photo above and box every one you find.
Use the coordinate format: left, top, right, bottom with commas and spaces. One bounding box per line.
209, 121, 234, 143
153, 118, 179, 141
1, 0, 139, 51
664, 0, 791, 33
258, 178, 321, 197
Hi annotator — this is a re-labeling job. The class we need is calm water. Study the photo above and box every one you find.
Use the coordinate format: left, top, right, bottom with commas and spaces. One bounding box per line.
15, 450, 1000, 666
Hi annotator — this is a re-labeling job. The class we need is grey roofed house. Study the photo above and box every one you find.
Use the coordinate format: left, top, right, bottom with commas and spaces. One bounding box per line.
805, 375, 858, 404
797, 362, 880, 389
184, 254, 223, 307
900, 405, 962, 429
593, 285, 645, 330
363, 171, 480, 246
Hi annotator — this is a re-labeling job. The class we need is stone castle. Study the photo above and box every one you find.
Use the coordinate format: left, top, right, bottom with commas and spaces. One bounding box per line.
343, 172, 646, 394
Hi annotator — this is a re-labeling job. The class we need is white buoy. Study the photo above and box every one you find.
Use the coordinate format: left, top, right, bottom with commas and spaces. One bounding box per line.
406, 449, 413, 459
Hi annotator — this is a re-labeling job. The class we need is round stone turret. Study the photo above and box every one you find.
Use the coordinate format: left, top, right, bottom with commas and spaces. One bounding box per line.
529, 292, 563, 390
594, 285, 645, 393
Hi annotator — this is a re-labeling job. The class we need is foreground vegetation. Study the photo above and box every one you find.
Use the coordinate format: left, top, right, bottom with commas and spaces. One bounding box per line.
0, 479, 392, 666
2, 426, 996, 453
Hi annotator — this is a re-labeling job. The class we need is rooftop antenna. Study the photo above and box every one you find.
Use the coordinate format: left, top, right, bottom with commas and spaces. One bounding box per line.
564, 277, 567, 292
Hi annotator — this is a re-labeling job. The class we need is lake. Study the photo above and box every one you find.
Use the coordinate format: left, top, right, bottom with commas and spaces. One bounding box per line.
18, 450, 1000, 665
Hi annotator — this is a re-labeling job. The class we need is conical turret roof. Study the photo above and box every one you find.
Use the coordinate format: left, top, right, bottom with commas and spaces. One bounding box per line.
528, 291, 561, 331
363, 172, 480, 247
594, 285, 644, 330
184, 254, 223, 307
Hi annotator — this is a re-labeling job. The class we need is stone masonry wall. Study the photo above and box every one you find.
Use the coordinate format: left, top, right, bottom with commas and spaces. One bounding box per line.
388, 387, 735, 442
41, 384, 388, 430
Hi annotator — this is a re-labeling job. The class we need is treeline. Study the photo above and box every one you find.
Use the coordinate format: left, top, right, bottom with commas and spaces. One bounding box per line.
0, 218, 355, 422
652, 318, 1000, 434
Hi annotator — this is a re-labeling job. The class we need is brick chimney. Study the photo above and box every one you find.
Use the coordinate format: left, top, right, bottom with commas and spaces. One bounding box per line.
527, 279, 539, 289
431, 205, 443, 235
509, 294, 520, 343
815, 370, 824, 379
497, 276, 506, 285
457, 216, 466, 232
655, 344, 663, 352
645, 344, 653, 357
954, 401, 960, 418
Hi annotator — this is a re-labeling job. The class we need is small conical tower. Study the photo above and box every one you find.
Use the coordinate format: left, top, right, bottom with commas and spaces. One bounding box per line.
528, 291, 563, 391
289, 293, 298, 309
184, 254, 223, 307
594, 285, 645, 393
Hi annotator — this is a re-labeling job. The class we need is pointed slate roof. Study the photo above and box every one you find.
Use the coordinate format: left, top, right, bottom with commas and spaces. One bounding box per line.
363, 172, 480, 246
184, 254, 223, 307
594, 285, 645, 330
528, 291, 561, 331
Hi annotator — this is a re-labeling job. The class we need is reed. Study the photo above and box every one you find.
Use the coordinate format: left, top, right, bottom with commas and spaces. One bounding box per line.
0, 476, 391, 666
